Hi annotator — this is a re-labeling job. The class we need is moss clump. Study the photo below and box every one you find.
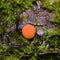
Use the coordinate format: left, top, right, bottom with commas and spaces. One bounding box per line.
0, 0, 60, 60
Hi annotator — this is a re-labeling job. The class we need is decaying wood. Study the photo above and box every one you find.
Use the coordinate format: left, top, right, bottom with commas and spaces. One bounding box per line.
5, 5, 55, 36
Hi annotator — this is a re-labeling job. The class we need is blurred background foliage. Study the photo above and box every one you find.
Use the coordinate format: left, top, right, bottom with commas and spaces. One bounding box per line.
0, 0, 60, 60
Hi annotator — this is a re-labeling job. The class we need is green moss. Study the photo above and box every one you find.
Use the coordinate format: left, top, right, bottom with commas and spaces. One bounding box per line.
0, 0, 60, 60
0, 26, 5, 34
4, 55, 19, 60
0, 0, 34, 27
48, 26, 60, 37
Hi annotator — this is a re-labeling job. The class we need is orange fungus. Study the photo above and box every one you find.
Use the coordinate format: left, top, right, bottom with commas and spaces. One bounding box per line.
22, 24, 36, 39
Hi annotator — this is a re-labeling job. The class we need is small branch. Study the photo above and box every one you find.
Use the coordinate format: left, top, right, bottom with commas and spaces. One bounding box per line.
8, 44, 26, 48
38, 51, 58, 55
